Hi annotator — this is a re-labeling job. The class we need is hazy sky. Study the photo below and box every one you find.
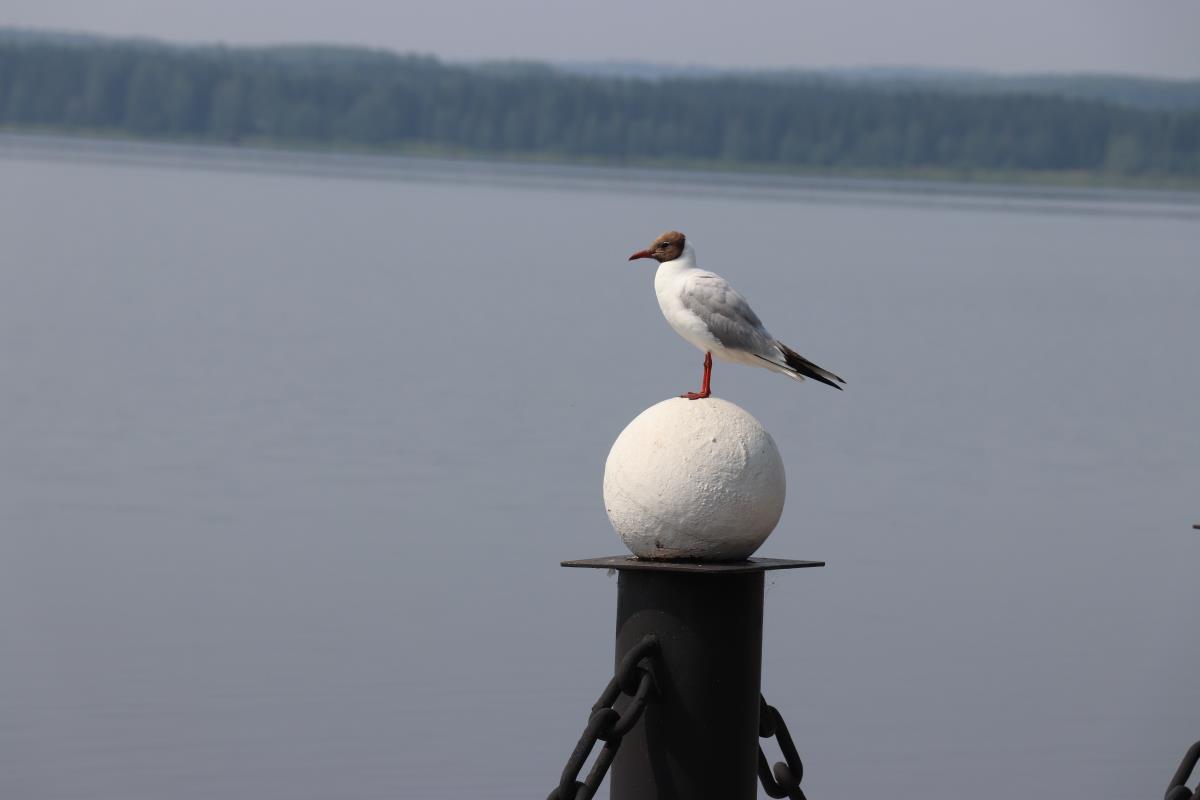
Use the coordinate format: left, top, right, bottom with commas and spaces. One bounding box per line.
5, 0, 1200, 78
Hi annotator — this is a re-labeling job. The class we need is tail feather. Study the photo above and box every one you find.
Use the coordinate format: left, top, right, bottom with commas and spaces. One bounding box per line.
774, 343, 845, 390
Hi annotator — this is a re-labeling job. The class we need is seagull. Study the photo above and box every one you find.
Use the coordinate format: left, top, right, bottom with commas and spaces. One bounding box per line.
629, 230, 844, 399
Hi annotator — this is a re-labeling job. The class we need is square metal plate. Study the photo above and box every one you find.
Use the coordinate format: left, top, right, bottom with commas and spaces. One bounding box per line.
562, 555, 824, 574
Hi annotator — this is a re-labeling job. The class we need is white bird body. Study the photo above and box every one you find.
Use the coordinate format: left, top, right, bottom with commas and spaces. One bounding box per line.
644, 238, 844, 393
654, 242, 786, 373
654, 251, 725, 356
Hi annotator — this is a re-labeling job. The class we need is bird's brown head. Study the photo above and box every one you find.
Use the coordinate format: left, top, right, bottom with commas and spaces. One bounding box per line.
629, 230, 686, 264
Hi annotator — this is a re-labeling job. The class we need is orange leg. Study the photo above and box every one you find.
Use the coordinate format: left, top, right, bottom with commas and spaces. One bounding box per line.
682, 352, 712, 400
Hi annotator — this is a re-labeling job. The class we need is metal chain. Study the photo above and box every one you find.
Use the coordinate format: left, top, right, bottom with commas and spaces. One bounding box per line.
1165, 741, 1200, 800
546, 636, 1198, 800
757, 694, 810, 800
546, 635, 658, 800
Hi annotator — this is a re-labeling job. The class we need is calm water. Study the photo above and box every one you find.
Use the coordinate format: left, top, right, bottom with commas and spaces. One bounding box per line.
2, 136, 1198, 800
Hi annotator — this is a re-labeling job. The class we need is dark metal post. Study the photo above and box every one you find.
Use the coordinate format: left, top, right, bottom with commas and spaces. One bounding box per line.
563, 556, 822, 800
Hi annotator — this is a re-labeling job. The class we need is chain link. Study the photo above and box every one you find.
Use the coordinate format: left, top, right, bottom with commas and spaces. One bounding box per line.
757, 694, 809, 800
546, 635, 658, 800
1165, 741, 1200, 800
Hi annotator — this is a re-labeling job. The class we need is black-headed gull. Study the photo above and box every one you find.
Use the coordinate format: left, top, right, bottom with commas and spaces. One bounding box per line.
629, 230, 844, 399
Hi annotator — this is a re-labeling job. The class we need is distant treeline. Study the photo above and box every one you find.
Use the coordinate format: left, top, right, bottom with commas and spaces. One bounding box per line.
2, 33, 1198, 178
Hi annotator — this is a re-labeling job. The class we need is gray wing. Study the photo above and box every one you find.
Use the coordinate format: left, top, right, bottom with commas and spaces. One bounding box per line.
679, 272, 777, 356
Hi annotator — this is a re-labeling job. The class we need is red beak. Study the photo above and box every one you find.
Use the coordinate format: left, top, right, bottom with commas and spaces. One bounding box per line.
628, 250, 653, 261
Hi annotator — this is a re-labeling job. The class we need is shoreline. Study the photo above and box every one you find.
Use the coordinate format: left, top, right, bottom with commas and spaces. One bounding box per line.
4, 129, 1199, 213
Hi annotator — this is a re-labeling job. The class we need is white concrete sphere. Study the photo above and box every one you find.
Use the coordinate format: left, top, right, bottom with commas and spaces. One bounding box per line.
603, 397, 786, 560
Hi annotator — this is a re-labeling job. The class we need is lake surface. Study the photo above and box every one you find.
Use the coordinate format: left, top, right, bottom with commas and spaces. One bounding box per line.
2, 134, 1198, 800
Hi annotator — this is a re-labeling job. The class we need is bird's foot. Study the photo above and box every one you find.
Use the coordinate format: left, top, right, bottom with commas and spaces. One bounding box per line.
680, 390, 711, 400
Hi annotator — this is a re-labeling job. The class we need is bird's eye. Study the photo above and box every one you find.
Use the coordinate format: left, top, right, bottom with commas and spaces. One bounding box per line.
656, 242, 667, 249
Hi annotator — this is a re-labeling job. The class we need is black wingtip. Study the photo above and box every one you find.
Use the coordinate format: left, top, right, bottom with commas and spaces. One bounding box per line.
778, 343, 845, 390
811, 373, 844, 390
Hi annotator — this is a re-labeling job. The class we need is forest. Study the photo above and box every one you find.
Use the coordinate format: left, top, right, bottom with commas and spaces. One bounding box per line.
2, 31, 1197, 179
